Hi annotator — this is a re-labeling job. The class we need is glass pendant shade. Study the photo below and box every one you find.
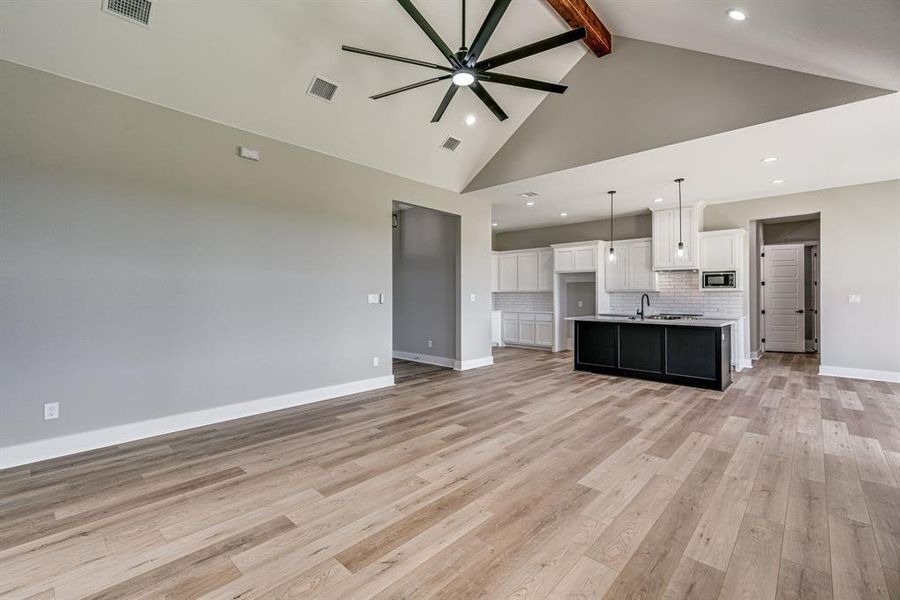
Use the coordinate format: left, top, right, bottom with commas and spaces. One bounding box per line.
608, 247, 616, 262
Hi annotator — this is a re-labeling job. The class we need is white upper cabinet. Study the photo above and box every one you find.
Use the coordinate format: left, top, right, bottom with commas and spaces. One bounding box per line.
605, 238, 658, 292
652, 206, 703, 270
490, 253, 500, 293
493, 248, 553, 292
538, 249, 553, 292
699, 229, 744, 272
516, 251, 539, 292
498, 254, 518, 292
553, 242, 599, 273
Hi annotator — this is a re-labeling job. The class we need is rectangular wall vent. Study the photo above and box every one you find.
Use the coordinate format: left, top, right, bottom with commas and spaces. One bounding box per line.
518, 191, 539, 197
307, 75, 339, 103
102, 0, 153, 27
440, 136, 461, 152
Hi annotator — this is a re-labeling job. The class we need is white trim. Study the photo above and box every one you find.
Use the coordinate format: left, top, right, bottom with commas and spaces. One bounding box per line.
392, 351, 455, 369
819, 365, 900, 383
0, 375, 394, 469
740, 359, 754, 370
454, 356, 494, 371
751, 350, 761, 360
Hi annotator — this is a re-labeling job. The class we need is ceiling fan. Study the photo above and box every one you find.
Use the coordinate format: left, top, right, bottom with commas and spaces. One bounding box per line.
342, 0, 586, 122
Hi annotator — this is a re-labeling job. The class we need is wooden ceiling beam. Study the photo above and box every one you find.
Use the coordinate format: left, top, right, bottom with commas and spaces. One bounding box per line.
544, 0, 612, 57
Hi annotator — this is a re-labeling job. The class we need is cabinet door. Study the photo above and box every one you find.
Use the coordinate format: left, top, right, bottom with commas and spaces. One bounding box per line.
535, 322, 553, 346
605, 247, 629, 291
498, 254, 518, 291
538, 250, 554, 291
627, 241, 657, 290
502, 319, 518, 343
555, 248, 574, 272
490, 254, 500, 292
700, 232, 738, 271
517, 252, 539, 291
518, 321, 536, 345
574, 247, 596, 271
652, 210, 674, 270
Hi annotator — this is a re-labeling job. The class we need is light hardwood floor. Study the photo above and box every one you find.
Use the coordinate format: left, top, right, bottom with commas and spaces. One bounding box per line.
2, 349, 899, 599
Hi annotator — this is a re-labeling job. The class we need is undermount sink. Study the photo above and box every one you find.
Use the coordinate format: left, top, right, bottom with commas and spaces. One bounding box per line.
646, 314, 702, 321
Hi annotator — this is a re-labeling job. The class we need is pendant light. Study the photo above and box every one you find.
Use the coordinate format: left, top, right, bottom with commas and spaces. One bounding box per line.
607, 190, 616, 262
674, 178, 685, 259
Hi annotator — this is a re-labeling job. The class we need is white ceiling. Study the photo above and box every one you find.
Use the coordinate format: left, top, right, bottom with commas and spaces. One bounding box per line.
592, 0, 900, 90
0, 0, 584, 192
477, 93, 900, 231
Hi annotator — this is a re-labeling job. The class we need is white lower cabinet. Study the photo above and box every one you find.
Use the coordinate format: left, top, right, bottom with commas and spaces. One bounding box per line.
501, 312, 552, 348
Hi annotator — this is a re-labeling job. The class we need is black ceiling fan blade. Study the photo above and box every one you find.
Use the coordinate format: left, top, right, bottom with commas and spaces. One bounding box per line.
475, 27, 586, 72
431, 84, 459, 122
396, 0, 461, 68
342, 46, 453, 72
477, 72, 567, 94
465, 0, 512, 65
470, 80, 508, 121
371, 75, 453, 100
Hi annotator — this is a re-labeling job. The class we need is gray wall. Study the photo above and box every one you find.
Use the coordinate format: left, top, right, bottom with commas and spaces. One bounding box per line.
392, 207, 459, 360
0, 61, 492, 449
763, 219, 821, 244
467, 37, 890, 191
493, 213, 651, 250
705, 180, 900, 374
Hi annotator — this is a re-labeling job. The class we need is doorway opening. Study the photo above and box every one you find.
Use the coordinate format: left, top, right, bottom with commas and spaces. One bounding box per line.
757, 214, 820, 355
391, 201, 460, 381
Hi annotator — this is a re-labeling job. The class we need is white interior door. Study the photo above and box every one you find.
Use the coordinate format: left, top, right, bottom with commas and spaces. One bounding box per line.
763, 244, 805, 352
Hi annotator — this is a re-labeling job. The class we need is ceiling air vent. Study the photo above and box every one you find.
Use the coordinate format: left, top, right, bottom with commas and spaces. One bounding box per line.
307, 75, 339, 103
440, 136, 461, 152
102, 0, 153, 28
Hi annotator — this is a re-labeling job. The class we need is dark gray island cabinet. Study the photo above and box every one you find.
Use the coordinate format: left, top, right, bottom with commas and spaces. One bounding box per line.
571, 317, 733, 391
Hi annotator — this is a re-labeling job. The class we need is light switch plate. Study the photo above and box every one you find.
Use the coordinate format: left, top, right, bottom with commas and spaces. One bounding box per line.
372, 356, 379, 367
367, 294, 379, 304
470, 294, 476, 302
44, 402, 59, 420
848, 294, 861, 304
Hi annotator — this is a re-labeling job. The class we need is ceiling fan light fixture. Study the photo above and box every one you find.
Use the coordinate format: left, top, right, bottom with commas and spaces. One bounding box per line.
452, 70, 475, 86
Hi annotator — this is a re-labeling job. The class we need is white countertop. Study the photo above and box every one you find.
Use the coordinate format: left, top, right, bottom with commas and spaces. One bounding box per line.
566, 315, 736, 328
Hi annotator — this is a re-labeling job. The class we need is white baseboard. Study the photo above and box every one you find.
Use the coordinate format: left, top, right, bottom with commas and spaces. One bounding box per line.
392, 350, 455, 368
0, 375, 395, 469
819, 365, 900, 383
750, 351, 761, 360
740, 359, 753, 370
454, 356, 494, 371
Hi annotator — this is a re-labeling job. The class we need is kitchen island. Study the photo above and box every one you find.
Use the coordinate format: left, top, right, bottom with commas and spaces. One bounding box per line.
568, 316, 734, 390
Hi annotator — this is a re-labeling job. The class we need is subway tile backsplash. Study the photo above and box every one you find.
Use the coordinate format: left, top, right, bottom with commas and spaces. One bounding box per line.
608, 271, 743, 317
492, 292, 553, 313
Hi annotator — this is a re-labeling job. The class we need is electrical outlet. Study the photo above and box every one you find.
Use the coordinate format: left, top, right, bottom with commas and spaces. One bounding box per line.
577, 300, 583, 308
427, 340, 433, 348
44, 402, 59, 420
469, 294, 476, 302
372, 356, 379, 367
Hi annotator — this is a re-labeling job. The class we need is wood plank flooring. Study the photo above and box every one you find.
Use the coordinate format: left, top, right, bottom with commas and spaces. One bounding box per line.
2, 349, 899, 599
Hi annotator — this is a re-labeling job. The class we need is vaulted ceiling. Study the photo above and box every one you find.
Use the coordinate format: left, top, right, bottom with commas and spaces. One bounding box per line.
1, 0, 897, 211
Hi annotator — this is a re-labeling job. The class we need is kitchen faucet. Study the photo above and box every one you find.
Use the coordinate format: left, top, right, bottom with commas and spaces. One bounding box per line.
638, 294, 651, 320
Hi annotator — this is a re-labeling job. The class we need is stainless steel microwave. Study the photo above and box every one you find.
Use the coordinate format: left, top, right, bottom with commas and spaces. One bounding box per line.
702, 271, 736, 289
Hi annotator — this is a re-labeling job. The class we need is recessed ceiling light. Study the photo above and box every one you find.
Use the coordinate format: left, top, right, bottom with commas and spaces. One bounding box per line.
560, 212, 568, 217
653, 198, 664, 203
518, 191, 539, 198
727, 9, 747, 21
465, 114, 476, 126
771, 179, 785, 184
492, 222, 498, 227
525, 201, 535, 207
761, 156, 778, 163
